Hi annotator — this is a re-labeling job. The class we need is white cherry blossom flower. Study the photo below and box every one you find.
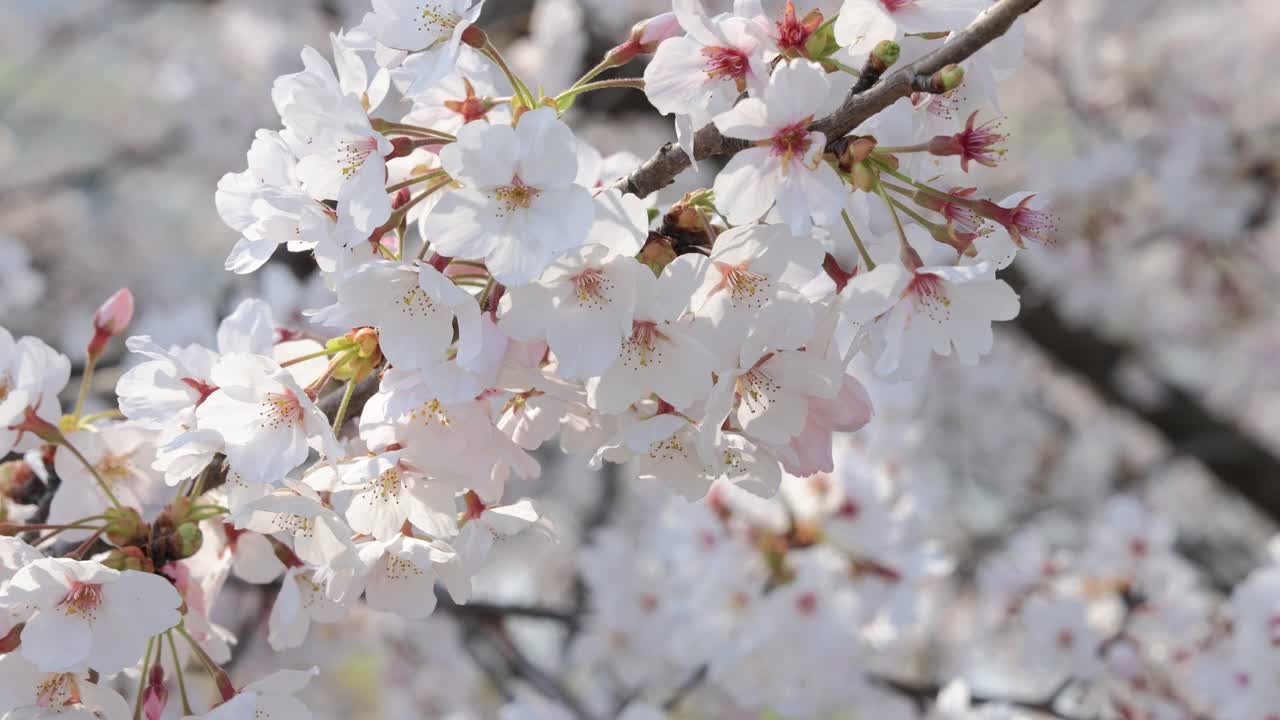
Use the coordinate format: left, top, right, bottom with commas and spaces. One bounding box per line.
498, 246, 646, 380
0, 330, 70, 455
835, 0, 987, 55
430, 107, 595, 285
267, 568, 352, 651
586, 266, 715, 414
216, 129, 338, 275
335, 450, 458, 541
195, 354, 342, 486
49, 424, 168, 540
308, 260, 482, 372
0, 654, 130, 720
363, 0, 486, 90
644, 0, 771, 157
354, 535, 467, 618
1, 559, 181, 674
712, 59, 845, 234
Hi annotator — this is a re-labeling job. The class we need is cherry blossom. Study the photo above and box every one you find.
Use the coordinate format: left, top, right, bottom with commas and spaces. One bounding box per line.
430, 107, 595, 285
1, 559, 182, 674
712, 59, 845, 233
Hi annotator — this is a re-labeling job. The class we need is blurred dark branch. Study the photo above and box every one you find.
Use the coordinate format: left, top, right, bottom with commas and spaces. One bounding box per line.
614, 0, 1043, 199
1007, 268, 1280, 524
875, 676, 1080, 720
437, 589, 580, 629
456, 612, 596, 720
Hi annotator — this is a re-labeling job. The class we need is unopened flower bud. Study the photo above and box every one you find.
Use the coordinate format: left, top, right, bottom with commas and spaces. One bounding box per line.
868, 40, 901, 74
851, 161, 877, 192
835, 135, 878, 174
102, 546, 154, 573
638, 234, 678, 276
104, 506, 148, 547
174, 523, 203, 559
1, 459, 44, 506
352, 327, 380, 359
87, 288, 134, 359
923, 64, 965, 94
460, 24, 487, 49
144, 664, 169, 720
607, 12, 680, 66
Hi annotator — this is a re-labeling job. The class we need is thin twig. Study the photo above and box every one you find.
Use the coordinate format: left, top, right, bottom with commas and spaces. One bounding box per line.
613, 0, 1043, 199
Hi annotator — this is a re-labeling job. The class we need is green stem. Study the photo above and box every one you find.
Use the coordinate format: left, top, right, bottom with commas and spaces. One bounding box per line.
71, 354, 97, 423
133, 636, 155, 720
62, 439, 122, 509
483, 42, 535, 107
827, 59, 862, 77
875, 143, 931, 154
332, 379, 356, 434
373, 120, 456, 141
874, 176, 914, 259
280, 347, 340, 368
555, 78, 644, 105
570, 58, 615, 89
77, 409, 124, 425
476, 277, 497, 308
176, 624, 236, 702
166, 631, 192, 715
386, 168, 449, 194
870, 158, 965, 207
889, 198, 940, 229
841, 209, 876, 271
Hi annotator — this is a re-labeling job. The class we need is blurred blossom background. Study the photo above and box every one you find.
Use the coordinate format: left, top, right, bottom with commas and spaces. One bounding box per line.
3, 0, 1280, 718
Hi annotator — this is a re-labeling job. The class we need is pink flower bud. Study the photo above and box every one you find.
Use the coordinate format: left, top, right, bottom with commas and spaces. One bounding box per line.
143, 663, 169, 720
633, 12, 680, 51
93, 288, 134, 336
606, 12, 680, 66
88, 288, 134, 359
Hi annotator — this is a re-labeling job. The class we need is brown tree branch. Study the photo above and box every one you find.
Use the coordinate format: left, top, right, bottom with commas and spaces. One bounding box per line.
1007, 268, 1280, 525
613, 0, 1043, 199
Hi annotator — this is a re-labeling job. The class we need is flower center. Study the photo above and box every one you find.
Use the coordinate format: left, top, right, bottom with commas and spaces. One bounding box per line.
906, 272, 952, 320
407, 398, 451, 427
881, 0, 914, 12
1010, 200, 1058, 246
0, 373, 10, 402
35, 674, 80, 708
337, 137, 379, 179
94, 452, 133, 490
623, 321, 665, 369
272, 513, 314, 538
494, 177, 541, 215
770, 119, 814, 171
415, 4, 460, 40
701, 46, 751, 90
384, 553, 424, 581
58, 581, 104, 621
712, 261, 769, 308
399, 286, 437, 318
776, 2, 823, 53
366, 468, 403, 503
444, 78, 490, 123
571, 267, 613, 308
737, 365, 781, 413
259, 389, 304, 430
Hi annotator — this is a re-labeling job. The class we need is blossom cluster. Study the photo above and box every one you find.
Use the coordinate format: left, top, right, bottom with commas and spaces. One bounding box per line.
0, 0, 1178, 718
